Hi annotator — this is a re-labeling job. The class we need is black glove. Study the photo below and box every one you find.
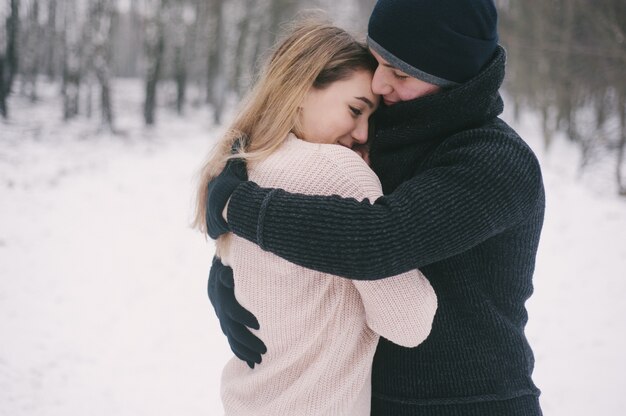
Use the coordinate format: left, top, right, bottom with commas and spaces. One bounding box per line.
206, 157, 248, 239
208, 256, 267, 368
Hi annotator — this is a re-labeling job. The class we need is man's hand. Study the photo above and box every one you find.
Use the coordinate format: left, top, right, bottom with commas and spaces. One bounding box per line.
206, 157, 248, 239
208, 256, 267, 368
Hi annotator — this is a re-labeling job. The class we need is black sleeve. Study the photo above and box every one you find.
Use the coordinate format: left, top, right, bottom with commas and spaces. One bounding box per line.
227, 134, 544, 280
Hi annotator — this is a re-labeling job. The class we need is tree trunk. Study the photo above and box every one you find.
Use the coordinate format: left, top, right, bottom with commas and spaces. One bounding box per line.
89, 0, 116, 131
617, 93, 626, 196
175, 52, 186, 115
143, 0, 166, 126
85, 75, 93, 118
232, 0, 251, 96
171, 2, 186, 115
0, 0, 19, 119
143, 35, 164, 125
206, 0, 224, 123
24, 0, 41, 102
62, 0, 81, 120
45, 0, 58, 80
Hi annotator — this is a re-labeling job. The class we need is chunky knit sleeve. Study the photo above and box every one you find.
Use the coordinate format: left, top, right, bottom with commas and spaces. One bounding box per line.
228, 132, 544, 280
353, 272, 436, 347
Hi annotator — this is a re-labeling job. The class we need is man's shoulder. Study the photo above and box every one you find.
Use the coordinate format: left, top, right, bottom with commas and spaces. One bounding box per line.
418, 118, 543, 195
440, 118, 538, 163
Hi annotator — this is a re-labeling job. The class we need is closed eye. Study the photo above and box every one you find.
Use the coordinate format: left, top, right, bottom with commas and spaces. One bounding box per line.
349, 106, 363, 117
382, 62, 410, 80
393, 71, 409, 80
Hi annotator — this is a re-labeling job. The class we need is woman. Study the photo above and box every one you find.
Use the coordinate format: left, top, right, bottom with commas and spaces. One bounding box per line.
193, 20, 437, 416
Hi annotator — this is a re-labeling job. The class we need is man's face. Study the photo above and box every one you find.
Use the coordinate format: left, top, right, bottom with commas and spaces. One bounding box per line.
370, 49, 440, 106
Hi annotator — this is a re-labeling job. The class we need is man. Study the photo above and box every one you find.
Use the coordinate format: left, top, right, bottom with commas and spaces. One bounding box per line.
206, 0, 545, 414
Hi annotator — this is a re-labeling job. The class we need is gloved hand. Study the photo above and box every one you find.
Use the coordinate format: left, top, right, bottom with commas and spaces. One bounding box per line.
208, 256, 267, 368
206, 156, 248, 239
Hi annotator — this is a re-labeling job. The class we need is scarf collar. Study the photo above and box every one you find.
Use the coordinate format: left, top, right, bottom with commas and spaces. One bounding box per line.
371, 46, 507, 151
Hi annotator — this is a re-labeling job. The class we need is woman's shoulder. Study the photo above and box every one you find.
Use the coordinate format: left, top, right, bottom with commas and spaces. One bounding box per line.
256, 133, 365, 170
251, 134, 383, 200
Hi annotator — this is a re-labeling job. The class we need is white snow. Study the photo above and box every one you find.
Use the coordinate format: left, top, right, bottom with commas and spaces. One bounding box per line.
1, 80, 625, 415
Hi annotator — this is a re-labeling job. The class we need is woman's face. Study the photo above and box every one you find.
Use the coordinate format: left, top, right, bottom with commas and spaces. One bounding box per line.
298, 70, 379, 150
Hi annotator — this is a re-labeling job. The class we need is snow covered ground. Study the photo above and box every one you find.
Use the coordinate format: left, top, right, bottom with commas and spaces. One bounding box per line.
1, 80, 625, 415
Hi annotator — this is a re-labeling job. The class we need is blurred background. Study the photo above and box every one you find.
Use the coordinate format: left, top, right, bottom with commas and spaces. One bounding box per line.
1, 1, 625, 415
1, 0, 625, 190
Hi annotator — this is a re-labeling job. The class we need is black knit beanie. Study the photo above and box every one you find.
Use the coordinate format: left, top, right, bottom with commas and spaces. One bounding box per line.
367, 0, 499, 87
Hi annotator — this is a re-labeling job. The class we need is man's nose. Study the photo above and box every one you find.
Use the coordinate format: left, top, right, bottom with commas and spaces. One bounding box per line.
371, 67, 392, 95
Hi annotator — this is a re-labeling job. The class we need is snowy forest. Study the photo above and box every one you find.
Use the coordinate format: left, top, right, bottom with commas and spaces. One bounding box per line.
1, 0, 625, 194
0, 0, 375, 125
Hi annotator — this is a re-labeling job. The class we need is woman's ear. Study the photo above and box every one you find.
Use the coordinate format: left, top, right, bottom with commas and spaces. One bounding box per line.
292, 106, 305, 140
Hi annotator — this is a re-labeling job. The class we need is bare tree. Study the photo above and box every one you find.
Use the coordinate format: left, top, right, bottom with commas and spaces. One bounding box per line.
1, 0, 19, 119
61, 0, 81, 120
168, 1, 189, 114
205, 0, 224, 123
44, 0, 57, 80
20, 0, 43, 102
111, 0, 142, 77
143, 0, 167, 125
617, 92, 626, 195
183, 0, 206, 107
83, 0, 116, 131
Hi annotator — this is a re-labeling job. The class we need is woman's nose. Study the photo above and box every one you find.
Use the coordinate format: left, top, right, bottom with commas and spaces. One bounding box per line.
352, 120, 369, 144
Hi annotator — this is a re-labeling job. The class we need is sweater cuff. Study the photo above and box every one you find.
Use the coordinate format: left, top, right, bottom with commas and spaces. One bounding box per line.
227, 181, 276, 247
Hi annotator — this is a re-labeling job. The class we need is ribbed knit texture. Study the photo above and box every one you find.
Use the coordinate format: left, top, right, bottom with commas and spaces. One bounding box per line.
228, 46, 545, 415
367, 0, 498, 85
220, 135, 438, 416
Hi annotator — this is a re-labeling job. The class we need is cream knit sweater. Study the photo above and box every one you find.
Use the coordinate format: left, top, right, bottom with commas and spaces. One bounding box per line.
220, 134, 437, 416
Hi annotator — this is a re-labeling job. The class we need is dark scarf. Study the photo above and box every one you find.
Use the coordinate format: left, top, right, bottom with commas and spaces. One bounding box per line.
369, 46, 507, 194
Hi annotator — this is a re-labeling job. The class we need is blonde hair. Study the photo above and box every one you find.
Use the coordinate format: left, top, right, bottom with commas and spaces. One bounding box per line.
192, 17, 377, 248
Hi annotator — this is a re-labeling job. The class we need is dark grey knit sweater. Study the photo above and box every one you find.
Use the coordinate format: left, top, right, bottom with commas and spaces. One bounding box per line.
227, 46, 545, 416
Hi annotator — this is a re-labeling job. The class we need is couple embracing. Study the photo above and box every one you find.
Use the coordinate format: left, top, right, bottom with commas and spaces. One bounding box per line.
194, 1, 545, 415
